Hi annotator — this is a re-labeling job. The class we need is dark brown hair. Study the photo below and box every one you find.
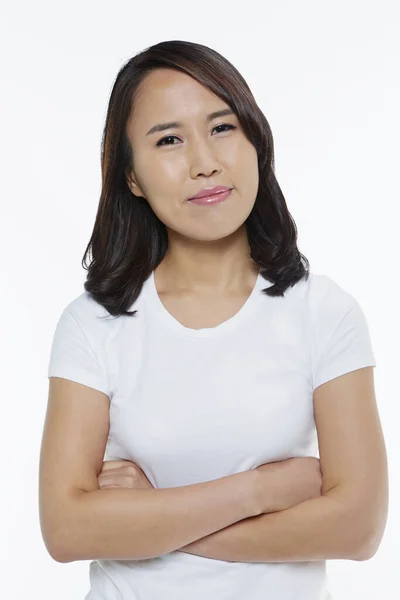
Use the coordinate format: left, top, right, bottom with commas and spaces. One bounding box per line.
82, 39, 310, 318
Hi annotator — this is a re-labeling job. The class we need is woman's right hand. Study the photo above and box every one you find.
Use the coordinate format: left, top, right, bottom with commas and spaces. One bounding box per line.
98, 459, 154, 490
254, 457, 323, 513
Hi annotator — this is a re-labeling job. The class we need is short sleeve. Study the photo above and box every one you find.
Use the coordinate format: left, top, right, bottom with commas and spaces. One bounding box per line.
47, 306, 109, 396
311, 282, 376, 391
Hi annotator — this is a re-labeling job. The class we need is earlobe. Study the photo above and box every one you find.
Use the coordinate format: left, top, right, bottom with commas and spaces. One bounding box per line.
126, 170, 145, 198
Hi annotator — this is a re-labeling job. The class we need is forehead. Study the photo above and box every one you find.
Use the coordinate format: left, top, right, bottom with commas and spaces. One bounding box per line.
129, 68, 229, 130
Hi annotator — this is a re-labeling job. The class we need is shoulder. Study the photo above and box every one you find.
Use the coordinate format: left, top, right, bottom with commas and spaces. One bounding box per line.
63, 291, 109, 318
291, 271, 357, 313
54, 291, 113, 338
284, 272, 367, 338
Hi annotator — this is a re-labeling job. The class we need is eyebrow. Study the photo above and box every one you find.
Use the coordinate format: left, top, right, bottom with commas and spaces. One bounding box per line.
145, 108, 235, 136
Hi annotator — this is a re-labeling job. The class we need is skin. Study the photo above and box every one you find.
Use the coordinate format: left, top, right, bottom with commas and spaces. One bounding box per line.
125, 67, 261, 299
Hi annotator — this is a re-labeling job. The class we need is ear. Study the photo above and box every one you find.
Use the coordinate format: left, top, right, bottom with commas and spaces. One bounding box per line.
125, 169, 145, 199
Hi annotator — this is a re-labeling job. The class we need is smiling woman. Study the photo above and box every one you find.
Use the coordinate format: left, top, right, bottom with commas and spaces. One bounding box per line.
40, 39, 387, 600
79, 39, 310, 317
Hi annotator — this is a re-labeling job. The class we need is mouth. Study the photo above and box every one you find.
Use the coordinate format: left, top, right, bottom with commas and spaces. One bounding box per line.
188, 188, 233, 206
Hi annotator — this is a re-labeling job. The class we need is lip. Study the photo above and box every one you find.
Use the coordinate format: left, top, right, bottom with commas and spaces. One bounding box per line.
188, 188, 232, 206
188, 185, 233, 200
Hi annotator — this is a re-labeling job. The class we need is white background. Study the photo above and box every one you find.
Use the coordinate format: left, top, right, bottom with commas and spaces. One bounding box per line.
1, 0, 398, 598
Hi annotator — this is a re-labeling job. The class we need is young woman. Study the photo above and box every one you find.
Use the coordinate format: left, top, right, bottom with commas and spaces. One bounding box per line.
39, 39, 388, 600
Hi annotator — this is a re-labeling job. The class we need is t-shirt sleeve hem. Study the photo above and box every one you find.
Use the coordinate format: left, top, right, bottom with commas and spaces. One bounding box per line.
313, 356, 376, 391
48, 368, 110, 397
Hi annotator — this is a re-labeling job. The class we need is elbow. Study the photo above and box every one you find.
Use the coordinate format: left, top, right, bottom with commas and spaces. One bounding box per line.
51, 536, 77, 563
352, 531, 385, 562
353, 498, 389, 561
349, 517, 387, 561
40, 487, 92, 563
353, 541, 377, 562
50, 549, 75, 564
327, 482, 388, 562
42, 530, 75, 564
46, 522, 84, 563
40, 501, 80, 563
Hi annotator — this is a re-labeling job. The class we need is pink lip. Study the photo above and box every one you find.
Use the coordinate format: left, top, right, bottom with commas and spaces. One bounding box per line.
188, 185, 232, 200
188, 188, 232, 206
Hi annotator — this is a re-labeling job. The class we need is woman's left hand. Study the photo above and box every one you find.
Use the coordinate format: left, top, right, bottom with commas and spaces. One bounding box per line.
97, 459, 154, 490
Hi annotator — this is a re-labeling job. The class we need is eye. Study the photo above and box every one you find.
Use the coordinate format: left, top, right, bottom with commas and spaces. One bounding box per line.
155, 123, 237, 147
213, 123, 236, 135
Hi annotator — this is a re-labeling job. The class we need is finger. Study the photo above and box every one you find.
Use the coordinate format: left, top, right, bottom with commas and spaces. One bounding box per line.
99, 466, 129, 474
98, 474, 137, 488
99, 467, 136, 478
101, 461, 136, 473
100, 483, 121, 489
101, 460, 135, 471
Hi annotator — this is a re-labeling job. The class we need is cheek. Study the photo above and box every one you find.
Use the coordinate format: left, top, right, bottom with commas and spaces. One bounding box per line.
228, 143, 259, 189
161, 157, 186, 183
140, 158, 185, 220
225, 137, 257, 165
145, 155, 186, 196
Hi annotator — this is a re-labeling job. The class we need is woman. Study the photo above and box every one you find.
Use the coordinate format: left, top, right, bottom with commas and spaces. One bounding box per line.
39, 40, 388, 600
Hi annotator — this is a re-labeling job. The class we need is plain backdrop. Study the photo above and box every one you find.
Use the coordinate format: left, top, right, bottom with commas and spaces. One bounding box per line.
1, 0, 398, 598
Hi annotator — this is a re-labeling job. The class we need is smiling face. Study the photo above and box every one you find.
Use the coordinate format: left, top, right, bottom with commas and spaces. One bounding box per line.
125, 68, 259, 242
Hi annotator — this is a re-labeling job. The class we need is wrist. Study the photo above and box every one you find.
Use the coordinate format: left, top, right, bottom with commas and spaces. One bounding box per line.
242, 469, 263, 517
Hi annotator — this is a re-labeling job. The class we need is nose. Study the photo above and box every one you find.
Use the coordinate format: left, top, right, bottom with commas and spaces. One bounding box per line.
188, 139, 222, 179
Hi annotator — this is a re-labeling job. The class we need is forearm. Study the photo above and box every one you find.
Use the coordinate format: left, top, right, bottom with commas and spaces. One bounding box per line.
53, 470, 259, 563
178, 486, 367, 562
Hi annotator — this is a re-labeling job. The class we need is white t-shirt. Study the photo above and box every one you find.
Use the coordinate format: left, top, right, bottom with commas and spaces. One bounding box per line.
47, 269, 376, 600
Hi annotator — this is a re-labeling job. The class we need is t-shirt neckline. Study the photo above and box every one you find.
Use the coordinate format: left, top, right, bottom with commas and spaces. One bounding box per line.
146, 269, 272, 339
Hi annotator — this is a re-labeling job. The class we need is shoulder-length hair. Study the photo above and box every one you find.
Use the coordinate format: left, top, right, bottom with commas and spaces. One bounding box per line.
82, 39, 310, 318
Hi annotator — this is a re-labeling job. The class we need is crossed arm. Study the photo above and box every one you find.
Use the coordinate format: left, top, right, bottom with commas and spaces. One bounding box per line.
177, 369, 388, 563
178, 485, 370, 562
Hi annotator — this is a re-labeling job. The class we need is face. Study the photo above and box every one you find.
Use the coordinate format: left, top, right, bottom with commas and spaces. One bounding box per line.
125, 68, 259, 242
